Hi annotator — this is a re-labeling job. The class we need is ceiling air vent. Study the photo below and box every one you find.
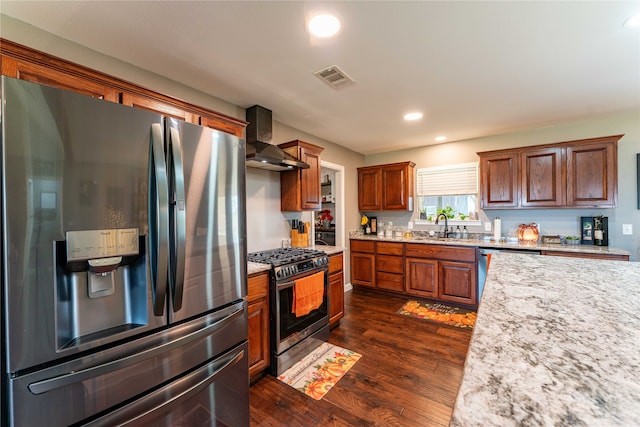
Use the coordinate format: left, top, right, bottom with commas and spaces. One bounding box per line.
313, 65, 355, 89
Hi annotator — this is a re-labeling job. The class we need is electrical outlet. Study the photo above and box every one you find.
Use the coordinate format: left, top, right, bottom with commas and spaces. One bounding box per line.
407, 221, 414, 230
622, 224, 633, 235
484, 222, 492, 232
281, 238, 292, 248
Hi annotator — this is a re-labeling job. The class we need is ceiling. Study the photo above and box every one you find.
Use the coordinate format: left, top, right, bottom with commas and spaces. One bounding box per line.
1, 1, 639, 155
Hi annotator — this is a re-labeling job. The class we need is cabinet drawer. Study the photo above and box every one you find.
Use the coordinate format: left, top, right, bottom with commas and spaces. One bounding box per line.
376, 272, 404, 292
248, 273, 269, 301
376, 255, 404, 274
376, 241, 404, 255
329, 253, 344, 273
405, 244, 476, 262
351, 240, 375, 253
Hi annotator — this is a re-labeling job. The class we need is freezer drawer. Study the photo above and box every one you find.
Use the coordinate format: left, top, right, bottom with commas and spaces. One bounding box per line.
7, 301, 247, 427
87, 342, 249, 427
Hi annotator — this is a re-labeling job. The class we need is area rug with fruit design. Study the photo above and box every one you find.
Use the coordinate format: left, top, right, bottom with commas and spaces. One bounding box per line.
277, 342, 362, 400
397, 300, 476, 329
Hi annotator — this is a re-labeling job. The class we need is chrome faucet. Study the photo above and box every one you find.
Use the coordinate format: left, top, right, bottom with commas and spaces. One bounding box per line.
435, 213, 449, 238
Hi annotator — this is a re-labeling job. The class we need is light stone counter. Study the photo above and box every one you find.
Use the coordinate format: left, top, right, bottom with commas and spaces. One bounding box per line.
450, 253, 640, 426
350, 235, 631, 258
247, 262, 271, 276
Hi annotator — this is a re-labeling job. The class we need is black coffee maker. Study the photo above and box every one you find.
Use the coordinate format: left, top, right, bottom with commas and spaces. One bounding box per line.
580, 216, 608, 246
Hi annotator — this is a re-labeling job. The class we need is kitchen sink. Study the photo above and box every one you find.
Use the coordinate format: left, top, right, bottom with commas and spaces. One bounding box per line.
412, 236, 459, 242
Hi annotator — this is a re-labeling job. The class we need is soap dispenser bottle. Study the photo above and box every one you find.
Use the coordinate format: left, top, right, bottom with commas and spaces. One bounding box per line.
455, 225, 461, 239
462, 225, 469, 240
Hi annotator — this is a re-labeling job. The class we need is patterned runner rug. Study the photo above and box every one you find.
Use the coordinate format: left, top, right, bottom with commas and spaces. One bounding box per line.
397, 300, 476, 329
277, 342, 362, 400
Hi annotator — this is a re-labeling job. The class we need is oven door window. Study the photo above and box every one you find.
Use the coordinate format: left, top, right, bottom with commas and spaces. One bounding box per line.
278, 272, 328, 341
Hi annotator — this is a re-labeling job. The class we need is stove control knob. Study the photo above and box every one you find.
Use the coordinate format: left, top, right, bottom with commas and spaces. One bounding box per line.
275, 269, 282, 280
292, 265, 298, 275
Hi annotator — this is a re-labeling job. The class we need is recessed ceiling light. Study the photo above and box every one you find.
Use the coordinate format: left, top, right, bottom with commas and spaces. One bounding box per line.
307, 14, 341, 38
403, 112, 423, 121
435, 136, 447, 142
624, 14, 640, 28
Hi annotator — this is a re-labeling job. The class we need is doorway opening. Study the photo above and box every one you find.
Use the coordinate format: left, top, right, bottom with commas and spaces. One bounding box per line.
316, 160, 345, 249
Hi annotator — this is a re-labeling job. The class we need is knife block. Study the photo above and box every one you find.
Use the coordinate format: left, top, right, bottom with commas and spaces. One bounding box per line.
291, 229, 308, 247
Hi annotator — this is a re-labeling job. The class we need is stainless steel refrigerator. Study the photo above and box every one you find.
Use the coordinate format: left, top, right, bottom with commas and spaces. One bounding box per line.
1, 76, 249, 426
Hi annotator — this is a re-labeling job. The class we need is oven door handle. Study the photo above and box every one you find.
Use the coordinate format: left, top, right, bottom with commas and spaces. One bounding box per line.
277, 281, 296, 290
277, 269, 328, 291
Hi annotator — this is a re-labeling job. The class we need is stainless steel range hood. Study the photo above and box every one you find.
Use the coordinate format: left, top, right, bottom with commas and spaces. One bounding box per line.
245, 105, 310, 171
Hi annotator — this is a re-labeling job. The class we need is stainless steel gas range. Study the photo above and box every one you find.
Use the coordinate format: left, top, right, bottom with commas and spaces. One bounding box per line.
248, 248, 330, 376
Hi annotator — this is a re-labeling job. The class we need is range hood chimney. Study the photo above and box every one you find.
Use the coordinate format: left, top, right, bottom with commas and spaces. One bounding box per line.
245, 105, 310, 171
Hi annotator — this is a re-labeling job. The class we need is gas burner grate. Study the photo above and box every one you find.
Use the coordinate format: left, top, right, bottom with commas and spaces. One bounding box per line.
248, 248, 326, 266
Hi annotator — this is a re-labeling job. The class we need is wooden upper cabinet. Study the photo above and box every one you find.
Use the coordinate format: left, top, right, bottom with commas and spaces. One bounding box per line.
479, 135, 622, 209
279, 140, 324, 211
358, 167, 383, 210
358, 162, 415, 211
1, 47, 118, 102
120, 92, 199, 124
566, 139, 617, 207
1, 39, 247, 137
520, 147, 565, 207
479, 152, 519, 208
382, 163, 414, 210
199, 115, 245, 138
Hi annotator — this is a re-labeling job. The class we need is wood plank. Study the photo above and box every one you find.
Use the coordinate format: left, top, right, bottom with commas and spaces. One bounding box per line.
249, 288, 472, 426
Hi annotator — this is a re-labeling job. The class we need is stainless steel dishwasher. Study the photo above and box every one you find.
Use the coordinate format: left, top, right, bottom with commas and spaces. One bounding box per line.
478, 248, 541, 300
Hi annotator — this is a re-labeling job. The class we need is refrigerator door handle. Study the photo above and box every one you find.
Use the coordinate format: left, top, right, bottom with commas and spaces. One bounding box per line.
84, 347, 245, 427
28, 302, 245, 395
168, 126, 186, 311
148, 122, 169, 316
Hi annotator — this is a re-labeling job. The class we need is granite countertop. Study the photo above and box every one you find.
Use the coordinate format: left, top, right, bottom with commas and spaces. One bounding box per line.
247, 245, 345, 276
450, 253, 640, 426
349, 235, 631, 257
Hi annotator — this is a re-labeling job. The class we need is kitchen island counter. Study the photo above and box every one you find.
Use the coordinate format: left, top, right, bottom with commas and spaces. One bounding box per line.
450, 253, 640, 426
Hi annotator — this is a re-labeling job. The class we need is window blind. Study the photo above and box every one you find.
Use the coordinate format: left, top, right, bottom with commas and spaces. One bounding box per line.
416, 162, 478, 196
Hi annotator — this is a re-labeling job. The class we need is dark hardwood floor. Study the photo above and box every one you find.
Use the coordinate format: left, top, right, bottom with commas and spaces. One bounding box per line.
249, 288, 473, 427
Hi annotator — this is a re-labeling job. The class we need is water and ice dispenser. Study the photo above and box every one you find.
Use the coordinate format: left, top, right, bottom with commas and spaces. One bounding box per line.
55, 228, 149, 350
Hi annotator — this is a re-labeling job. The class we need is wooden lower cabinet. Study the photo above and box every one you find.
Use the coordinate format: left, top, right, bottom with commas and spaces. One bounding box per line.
375, 242, 404, 292
439, 261, 476, 305
350, 240, 376, 287
541, 251, 629, 261
351, 239, 478, 308
328, 253, 345, 328
405, 244, 477, 307
405, 258, 438, 298
247, 272, 270, 380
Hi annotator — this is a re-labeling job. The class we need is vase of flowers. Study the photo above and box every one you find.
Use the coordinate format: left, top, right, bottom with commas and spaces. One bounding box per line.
361, 214, 370, 234
319, 209, 333, 227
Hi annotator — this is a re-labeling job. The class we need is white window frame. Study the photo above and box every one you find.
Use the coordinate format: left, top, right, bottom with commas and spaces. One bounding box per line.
415, 162, 481, 226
